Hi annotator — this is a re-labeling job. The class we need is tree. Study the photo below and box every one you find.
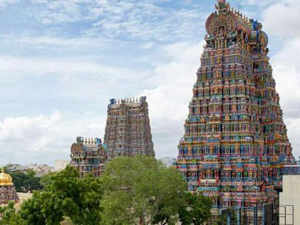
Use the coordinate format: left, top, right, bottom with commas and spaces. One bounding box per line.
6, 170, 42, 193
40, 171, 57, 190
101, 156, 211, 225
179, 192, 213, 225
0, 201, 26, 225
19, 166, 103, 225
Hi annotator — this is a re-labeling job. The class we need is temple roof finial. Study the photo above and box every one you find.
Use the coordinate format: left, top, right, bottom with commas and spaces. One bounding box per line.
217, 0, 226, 3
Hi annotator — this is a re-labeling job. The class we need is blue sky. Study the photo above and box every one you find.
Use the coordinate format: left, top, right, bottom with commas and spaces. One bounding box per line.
0, 0, 299, 165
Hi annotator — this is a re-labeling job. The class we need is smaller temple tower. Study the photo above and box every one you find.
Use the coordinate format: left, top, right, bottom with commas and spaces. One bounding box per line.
104, 96, 155, 159
70, 137, 108, 178
0, 169, 19, 205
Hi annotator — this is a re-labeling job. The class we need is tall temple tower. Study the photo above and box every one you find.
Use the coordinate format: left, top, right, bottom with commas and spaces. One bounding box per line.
70, 137, 107, 178
174, 0, 295, 208
104, 96, 155, 159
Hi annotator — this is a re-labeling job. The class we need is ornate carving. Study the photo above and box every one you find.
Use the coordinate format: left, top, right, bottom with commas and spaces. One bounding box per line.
207, 13, 236, 37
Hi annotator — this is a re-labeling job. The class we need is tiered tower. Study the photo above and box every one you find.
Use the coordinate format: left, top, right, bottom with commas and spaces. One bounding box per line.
70, 137, 107, 178
174, 0, 295, 208
104, 96, 155, 159
0, 169, 19, 205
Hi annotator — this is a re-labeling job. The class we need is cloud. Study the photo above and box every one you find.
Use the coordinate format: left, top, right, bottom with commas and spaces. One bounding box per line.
243, 0, 277, 7
142, 41, 204, 158
0, 0, 19, 8
272, 39, 300, 114
90, 3, 204, 42
0, 111, 105, 166
0, 55, 141, 80
262, 0, 300, 38
0, 35, 113, 53
29, 0, 95, 24
286, 118, 300, 161
26, 0, 205, 43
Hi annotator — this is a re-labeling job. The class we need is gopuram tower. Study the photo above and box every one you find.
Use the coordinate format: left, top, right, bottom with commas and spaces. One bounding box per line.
174, 0, 295, 208
70, 137, 107, 178
104, 96, 155, 159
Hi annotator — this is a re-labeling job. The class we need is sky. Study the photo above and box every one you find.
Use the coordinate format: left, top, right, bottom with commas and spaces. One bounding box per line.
0, 0, 299, 166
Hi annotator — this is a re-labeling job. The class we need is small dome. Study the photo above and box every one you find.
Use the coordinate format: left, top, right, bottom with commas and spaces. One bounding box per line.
0, 169, 13, 186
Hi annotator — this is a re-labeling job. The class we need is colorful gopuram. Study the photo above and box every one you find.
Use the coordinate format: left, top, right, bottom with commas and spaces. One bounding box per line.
174, 0, 295, 208
104, 96, 155, 159
70, 137, 108, 178
0, 169, 19, 205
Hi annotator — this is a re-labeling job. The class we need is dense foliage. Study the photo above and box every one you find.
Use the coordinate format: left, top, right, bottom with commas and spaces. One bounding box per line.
20, 166, 103, 225
101, 156, 212, 225
0, 202, 25, 225
4, 169, 42, 192
1, 157, 213, 225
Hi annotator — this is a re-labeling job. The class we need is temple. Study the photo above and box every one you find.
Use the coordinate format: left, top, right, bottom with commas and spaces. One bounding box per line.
70, 137, 108, 178
104, 96, 155, 159
174, 0, 295, 208
0, 169, 19, 205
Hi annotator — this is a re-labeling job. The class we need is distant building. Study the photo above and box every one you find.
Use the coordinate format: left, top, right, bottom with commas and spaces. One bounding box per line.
0, 169, 19, 205
297, 157, 300, 165
53, 160, 69, 172
104, 96, 155, 159
159, 157, 176, 167
5, 163, 52, 177
280, 174, 300, 225
70, 137, 107, 178
5, 164, 30, 173
28, 164, 52, 177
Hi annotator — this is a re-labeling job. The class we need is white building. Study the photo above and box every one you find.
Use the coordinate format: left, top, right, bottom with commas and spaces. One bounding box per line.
280, 175, 300, 225
53, 160, 69, 172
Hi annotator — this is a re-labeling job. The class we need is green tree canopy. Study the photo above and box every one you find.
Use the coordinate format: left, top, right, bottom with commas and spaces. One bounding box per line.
40, 171, 57, 190
101, 156, 212, 225
5, 170, 42, 193
0, 201, 26, 225
19, 166, 103, 225
1, 158, 213, 225
179, 192, 212, 225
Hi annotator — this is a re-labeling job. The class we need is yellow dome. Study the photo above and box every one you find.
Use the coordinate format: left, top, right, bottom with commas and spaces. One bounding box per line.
0, 169, 13, 186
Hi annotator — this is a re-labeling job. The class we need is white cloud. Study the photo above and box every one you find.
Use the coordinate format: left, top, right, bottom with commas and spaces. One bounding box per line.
286, 118, 300, 160
0, 55, 141, 81
262, 0, 300, 38
29, 0, 94, 24
0, 0, 19, 8
27, 0, 205, 42
0, 111, 104, 166
243, 0, 277, 7
272, 39, 300, 112
142, 42, 204, 158
0, 35, 113, 52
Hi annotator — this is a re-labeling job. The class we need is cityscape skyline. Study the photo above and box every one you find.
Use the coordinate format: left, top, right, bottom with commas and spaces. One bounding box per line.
0, 0, 300, 166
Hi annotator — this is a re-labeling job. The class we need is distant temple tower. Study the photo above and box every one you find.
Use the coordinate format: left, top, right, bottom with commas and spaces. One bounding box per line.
174, 0, 295, 208
0, 169, 19, 205
104, 96, 155, 159
70, 137, 107, 178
